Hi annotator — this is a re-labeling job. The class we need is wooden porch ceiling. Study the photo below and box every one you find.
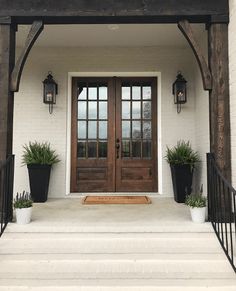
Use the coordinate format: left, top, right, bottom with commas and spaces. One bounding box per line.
0, 0, 229, 25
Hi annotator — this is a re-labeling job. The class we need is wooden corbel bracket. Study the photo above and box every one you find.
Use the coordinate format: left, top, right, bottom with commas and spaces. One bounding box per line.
178, 19, 212, 91
10, 20, 44, 92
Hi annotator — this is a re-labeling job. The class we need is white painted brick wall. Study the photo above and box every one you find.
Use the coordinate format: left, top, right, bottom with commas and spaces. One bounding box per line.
13, 45, 208, 198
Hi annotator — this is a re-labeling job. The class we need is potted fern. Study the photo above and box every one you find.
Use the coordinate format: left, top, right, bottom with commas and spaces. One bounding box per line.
185, 193, 207, 223
14, 191, 33, 224
165, 140, 200, 203
22, 142, 60, 202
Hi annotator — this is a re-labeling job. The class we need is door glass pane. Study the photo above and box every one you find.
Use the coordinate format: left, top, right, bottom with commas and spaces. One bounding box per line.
88, 141, 97, 158
88, 121, 97, 139
122, 121, 130, 138
88, 102, 97, 119
99, 86, 108, 100
122, 101, 130, 119
77, 141, 86, 158
99, 142, 107, 158
122, 86, 130, 100
99, 102, 107, 119
99, 121, 107, 139
88, 86, 97, 100
78, 85, 87, 100
132, 86, 141, 100
78, 101, 87, 119
132, 121, 141, 139
143, 86, 151, 100
132, 101, 141, 119
143, 141, 152, 158
78, 121, 86, 139
143, 121, 152, 139
122, 140, 130, 157
143, 101, 152, 119
132, 141, 141, 158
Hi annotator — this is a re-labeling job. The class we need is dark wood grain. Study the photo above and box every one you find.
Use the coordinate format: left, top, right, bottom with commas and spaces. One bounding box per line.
71, 77, 158, 192
115, 77, 158, 192
208, 23, 231, 181
178, 20, 212, 90
71, 77, 115, 192
0, 0, 229, 24
10, 21, 43, 92
0, 24, 16, 161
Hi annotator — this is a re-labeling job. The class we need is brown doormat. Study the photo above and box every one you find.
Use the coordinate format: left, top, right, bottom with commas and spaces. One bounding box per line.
82, 195, 151, 205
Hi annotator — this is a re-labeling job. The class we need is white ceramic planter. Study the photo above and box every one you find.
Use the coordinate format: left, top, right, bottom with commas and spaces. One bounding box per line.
190, 207, 206, 223
15, 207, 32, 225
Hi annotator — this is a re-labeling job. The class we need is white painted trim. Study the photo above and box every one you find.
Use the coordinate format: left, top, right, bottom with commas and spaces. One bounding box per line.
66, 72, 162, 195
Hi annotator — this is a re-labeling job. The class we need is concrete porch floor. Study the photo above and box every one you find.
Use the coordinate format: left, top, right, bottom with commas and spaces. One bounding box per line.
2, 196, 236, 290
7, 197, 212, 233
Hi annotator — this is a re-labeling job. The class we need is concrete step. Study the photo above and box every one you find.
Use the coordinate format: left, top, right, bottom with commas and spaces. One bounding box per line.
5, 221, 213, 233
0, 253, 234, 279
1, 279, 236, 291
0, 232, 221, 254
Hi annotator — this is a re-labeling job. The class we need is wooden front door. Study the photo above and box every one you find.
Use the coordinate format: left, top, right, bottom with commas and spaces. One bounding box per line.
71, 77, 157, 192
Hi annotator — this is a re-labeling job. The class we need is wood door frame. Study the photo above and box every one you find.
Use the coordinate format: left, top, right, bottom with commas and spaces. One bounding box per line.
66, 72, 162, 195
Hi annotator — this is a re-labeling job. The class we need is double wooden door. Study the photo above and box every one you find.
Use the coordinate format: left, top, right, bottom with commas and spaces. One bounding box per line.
71, 77, 157, 192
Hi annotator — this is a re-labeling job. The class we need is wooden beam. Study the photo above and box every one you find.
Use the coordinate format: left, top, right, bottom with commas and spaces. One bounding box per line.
178, 20, 212, 90
10, 21, 43, 92
0, 24, 16, 160
208, 23, 231, 181
0, 0, 229, 24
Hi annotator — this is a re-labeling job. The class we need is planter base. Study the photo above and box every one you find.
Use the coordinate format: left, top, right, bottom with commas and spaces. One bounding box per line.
190, 207, 206, 223
170, 164, 193, 203
27, 164, 51, 203
15, 207, 32, 225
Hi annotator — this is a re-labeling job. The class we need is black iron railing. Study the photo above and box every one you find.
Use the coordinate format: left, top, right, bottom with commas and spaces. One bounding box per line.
0, 155, 14, 237
207, 153, 236, 272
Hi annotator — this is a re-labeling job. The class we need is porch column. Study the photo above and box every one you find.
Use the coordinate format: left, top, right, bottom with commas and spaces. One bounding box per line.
208, 23, 231, 181
0, 20, 16, 161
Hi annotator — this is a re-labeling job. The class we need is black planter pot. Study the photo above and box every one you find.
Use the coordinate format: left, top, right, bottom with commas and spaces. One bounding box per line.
27, 164, 52, 203
170, 164, 194, 203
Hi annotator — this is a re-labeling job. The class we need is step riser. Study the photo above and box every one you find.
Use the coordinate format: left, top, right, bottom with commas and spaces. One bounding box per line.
0, 239, 221, 254
0, 261, 233, 279
1, 287, 236, 291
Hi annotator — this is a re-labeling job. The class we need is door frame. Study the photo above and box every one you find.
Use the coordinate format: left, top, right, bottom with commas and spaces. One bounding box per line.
66, 72, 162, 195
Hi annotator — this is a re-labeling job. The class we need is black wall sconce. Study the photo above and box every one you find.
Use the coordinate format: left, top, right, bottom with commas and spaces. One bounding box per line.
43, 72, 58, 114
172, 72, 187, 113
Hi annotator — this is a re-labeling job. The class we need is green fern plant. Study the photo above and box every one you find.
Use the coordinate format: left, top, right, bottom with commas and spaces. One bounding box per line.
22, 141, 60, 165
185, 194, 207, 208
14, 191, 33, 209
165, 140, 200, 167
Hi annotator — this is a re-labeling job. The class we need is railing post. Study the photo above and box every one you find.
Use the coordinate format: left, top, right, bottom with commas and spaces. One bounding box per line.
206, 151, 236, 272
207, 153, 211, 221
0, 155, 15, 236
7, 155, 14, 221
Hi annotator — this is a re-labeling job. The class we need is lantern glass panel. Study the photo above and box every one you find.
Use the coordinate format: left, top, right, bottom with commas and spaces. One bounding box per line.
44, 83, 56, 104
174, 82, 186, 104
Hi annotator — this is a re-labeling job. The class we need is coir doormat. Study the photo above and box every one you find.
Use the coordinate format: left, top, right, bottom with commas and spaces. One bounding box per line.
82, 195, 151, 205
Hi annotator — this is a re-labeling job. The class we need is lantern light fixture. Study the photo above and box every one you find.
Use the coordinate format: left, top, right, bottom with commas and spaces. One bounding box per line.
43, 72, 58, 114
172, 72, 187, 113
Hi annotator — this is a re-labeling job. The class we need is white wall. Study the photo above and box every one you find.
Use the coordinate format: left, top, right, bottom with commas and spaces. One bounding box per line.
13, 46, 208, 198
229, 0, 236, 188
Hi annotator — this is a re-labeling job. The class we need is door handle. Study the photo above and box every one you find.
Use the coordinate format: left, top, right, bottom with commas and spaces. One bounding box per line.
116, 138, 120, 159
